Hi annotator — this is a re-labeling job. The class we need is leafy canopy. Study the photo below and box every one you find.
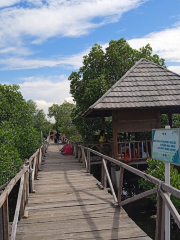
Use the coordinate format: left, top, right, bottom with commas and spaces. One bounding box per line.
68, 38, 166, 142
0, 85, 51, 185
139, 159, 180, 214
48, 101, 81, 141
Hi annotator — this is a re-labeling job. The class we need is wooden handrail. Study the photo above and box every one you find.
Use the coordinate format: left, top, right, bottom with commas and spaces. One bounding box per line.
81, 146, 180, 198
0, 167, 27, 208
0, 136, 50, 240
75, 143, 180, 240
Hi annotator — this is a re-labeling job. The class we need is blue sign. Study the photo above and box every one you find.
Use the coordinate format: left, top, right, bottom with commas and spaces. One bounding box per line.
152, 129, 180, 165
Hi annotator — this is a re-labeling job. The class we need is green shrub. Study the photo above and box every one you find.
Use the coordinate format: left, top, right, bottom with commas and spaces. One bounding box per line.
139, 158, 180, 213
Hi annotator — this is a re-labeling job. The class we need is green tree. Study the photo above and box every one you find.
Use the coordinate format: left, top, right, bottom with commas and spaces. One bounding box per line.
27, 99, 52, 137
0, 84, 41, 185
139, 158, 180, 214
68, 38, 166, 142
48, 101, 81, 141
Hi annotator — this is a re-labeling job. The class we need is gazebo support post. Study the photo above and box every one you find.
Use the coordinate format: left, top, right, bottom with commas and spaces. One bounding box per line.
112, 111, 118, 160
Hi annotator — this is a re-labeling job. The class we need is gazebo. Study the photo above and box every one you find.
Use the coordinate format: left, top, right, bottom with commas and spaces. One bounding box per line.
83, 58, 180, 160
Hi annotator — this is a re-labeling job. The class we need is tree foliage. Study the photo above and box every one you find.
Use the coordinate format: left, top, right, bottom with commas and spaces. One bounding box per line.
27, 100, 52, 136
68, 38, 166, 141
48, 101, 81, 141
0, 84, 51, 185
139, 159, 180, 213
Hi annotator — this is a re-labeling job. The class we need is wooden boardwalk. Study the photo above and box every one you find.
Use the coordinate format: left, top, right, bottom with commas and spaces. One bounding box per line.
16, 143, 151, 240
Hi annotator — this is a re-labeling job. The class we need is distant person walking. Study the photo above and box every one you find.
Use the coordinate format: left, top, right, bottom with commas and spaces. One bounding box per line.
55, 131, 60, 143
50, 131, 54, 141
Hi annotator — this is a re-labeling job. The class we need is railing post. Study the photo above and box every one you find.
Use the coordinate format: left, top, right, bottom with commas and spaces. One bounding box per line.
78, 146, 81, 162
155, 190, 164, 240
43, 143, 45, 159
0, 205, 3, 240
104, 160, 107, 188
39, 147, 42, 167
118, 166, 124, 205
33, 155, 37, 180
101, 159, 104, 186
11, 175, 24, 240
81, 147, 85, 167
29, 163, 34, 193
74, 143, 77, 158
88, 149, 91, 173
0, 194, 9, 240
26, 168, 29, 202
20, 172, 26, 219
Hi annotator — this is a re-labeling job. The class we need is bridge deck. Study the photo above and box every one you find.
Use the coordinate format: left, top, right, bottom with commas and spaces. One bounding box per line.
16, 143, 151, 240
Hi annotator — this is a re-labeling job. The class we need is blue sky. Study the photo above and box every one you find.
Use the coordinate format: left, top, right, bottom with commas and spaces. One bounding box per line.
0, 0, 180, 118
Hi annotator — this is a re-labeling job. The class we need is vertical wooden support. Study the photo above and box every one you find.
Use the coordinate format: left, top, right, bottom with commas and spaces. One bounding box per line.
146, 141, 148, 158
78, 147, 80, 161
29, 163, 34, 194
0, 205, 3, 240
26, 170, 29, 202
0, 195, 9, 240
39, 148, 42, 167
3, 197, 9, 240
101, 160, 104, 186
88, 150, 91, 173
150, 141, 153, 158
103, 160, 107, 188
118, 167, 124, 205
81, 147, 85, 167
11, 175, 24, 240
161, 201, 165, 240
43, 144, 45, 158
74, 143, 77, 158
112, 111, 118, 160
20, 173, 26, 219
33, 156, 37, 180
133, 142, 135, 159
86, 149, 89, 173
155, 191, 164, 240
138, 142, 140, 158
124, 143, 126, 162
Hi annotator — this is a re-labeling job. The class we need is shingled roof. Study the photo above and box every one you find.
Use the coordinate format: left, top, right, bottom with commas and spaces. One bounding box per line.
83, 58, 180, 117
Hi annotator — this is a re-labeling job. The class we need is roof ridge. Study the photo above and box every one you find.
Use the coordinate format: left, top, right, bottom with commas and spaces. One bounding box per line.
89, 58, 144, 109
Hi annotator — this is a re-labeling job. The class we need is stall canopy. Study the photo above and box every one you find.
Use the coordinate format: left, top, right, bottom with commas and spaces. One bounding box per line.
83, 58, 180, 118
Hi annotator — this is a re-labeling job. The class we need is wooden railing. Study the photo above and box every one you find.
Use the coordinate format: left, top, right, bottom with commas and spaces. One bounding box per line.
65, 138, 152, 163
117, 140, 152, 162
74, 144, 180, 240
0, 136, 50, 240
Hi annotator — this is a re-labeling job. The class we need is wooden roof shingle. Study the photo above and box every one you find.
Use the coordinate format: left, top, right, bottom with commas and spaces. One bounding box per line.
83, 58, 180, 117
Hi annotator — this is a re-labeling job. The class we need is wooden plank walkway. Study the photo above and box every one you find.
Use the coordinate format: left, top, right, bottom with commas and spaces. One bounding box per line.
16, 143, 152, 240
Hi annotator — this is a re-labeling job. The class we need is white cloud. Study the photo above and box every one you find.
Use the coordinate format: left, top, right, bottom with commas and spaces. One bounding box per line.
19, 75, 73, 104
0, 48, 89, 70
0, 0, 146, 51
0, 0, 21, 8
18, 75, 74, 121
128, 22, 180, 63
0, 46, 32, 56
34, 100, 55, 122
168, 66, 180, 75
